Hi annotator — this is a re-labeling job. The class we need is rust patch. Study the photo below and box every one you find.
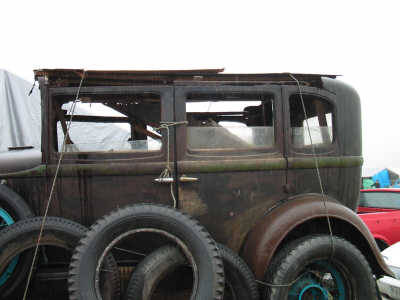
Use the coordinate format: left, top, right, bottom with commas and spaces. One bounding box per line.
179, 187, 208, 216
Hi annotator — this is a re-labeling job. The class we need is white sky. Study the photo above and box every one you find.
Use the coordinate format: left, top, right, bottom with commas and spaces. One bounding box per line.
1, 0, 399, 175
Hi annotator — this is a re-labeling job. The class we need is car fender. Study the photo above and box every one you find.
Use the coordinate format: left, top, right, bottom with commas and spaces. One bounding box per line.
241, 193, 393, 279
359, 211, 399, 247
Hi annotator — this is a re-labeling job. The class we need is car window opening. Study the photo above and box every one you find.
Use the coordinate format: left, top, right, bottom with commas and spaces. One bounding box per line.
55, 93, 162, 153
185, 93, 275, 151
290, 94, 334, 148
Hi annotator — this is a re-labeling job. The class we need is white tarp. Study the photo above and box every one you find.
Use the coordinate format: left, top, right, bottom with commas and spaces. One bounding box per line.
0, 70, 132, 153
0, 70, 41, 151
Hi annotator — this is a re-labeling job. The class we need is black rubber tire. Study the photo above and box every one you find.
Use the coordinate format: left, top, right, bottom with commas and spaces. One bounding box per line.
0, 184, 34, 298
263, 234, 379, 300
0, 183, 33, 220
218, 244, 259, 300
124, 243, 259, 300
0, 217, 120, 300
125, 245, 188, 300
69, 204, 225, 300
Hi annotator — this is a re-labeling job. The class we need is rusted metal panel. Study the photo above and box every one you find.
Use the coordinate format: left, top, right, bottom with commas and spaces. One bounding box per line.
49, 173, 174, 226
178, 170, 288, 251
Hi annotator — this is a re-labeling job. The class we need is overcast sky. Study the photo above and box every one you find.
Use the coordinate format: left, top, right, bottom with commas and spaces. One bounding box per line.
1, 0, 399, 175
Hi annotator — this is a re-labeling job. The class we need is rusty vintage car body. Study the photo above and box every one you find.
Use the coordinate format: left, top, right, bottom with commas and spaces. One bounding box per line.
0, 69, 392, 286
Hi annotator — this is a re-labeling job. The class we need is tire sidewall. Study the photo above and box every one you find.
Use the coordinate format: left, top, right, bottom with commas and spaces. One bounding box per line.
0, 184, 33, 220
70, 205, 224, 300
0, 217, 120, 300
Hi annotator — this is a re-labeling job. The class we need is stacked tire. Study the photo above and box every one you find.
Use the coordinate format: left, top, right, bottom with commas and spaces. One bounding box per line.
124, 244, 259, 300
67, 204, 260, 300
68, 204, 226, 300
0, 184, 120, 300
0, 217, 120, 300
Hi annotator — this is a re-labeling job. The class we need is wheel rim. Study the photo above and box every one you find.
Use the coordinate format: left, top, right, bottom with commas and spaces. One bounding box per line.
288, 260, 346, 300
0, 208, 19, 286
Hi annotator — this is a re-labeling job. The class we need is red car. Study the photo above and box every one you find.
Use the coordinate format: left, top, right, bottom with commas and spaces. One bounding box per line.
358, 188, 400, 250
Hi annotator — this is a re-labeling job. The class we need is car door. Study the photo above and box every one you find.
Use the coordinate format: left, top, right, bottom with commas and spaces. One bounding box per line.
44, 85, 176, 225
174, 83, 286, 251
282, 85, 341, 200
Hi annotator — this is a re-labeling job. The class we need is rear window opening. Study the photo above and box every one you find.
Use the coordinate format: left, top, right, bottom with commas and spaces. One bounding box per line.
289, 94, 334, 148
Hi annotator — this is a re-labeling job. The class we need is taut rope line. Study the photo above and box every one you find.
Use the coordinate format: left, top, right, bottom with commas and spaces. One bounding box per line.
257, 74, 335, 290
288, 74, 334, 252
22, 71, 86, 300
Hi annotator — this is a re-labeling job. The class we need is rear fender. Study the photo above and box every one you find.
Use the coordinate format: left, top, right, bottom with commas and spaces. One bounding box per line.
241, 193, 393, 279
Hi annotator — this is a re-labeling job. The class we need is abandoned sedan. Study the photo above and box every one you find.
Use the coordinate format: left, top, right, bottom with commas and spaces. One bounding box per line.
0, 69, 393, 299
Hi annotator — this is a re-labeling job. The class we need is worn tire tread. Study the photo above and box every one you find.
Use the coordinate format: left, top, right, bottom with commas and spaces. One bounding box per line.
69, 203, 224, 300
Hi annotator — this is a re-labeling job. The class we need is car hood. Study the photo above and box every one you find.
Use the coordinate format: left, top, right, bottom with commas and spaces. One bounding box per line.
0, 148, 42, 175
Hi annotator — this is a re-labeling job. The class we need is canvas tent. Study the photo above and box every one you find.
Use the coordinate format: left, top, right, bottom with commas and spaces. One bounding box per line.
0, 70, 132, 153
372, 168, 399, 188
362, 168, 400, 189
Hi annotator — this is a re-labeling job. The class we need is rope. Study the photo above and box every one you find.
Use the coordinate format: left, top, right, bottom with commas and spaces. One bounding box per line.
257, 75, 336, 290
155, 121, 188, 209
22, 72, 86, 300
288, 74, 335, 254
256, 272, 307, 288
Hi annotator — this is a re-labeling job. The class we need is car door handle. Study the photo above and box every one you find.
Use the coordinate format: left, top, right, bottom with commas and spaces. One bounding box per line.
179, 176, 199, 183
154, 176, 199, 183
154, 177, 174, 184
